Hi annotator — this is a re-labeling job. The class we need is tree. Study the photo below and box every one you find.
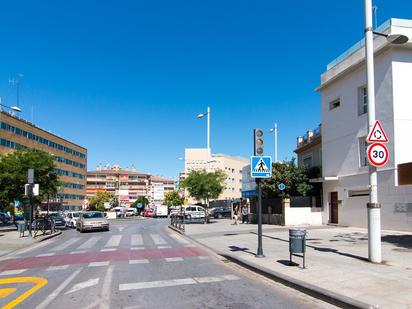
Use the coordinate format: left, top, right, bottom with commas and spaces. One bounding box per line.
130, 196, 149, 208
181, 170, 226, 206
88, 192, 114, 212
164, 191, 184, 207
261, 159, 313, 199
0, 149, 59, 211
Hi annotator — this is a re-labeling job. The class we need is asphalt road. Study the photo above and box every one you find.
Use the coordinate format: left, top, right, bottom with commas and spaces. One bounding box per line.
0, 218, 337, 309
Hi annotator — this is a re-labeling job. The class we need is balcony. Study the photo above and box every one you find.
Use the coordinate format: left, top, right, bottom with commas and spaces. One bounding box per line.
296, 124, 321, 149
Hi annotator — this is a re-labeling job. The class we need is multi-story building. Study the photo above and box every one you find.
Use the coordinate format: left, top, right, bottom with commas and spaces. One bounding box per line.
87, 165, 176, 207
317, 18, 412, 231
294, 124, 322, 170
87, 165, 149, 207
183, 148, 248, 201
0, 110, 87, 211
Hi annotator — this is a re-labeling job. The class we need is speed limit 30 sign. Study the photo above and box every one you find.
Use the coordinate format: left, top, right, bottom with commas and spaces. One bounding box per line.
367, 143, 389, 167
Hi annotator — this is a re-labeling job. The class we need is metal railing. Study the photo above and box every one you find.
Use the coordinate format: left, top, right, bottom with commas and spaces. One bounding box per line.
170, 214, 185, 232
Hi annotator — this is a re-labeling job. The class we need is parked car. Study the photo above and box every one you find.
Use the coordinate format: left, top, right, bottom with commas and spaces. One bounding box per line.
143, 209, 154, 217
76, 211, 109, 232
49, 212, 67, 229
65, 211, 81, 228
184, 205, 207, 220
126, 208, 137, 217
213, 207, 232, 219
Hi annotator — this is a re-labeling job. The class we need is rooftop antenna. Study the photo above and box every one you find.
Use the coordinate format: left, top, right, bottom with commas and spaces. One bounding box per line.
9, 73, 24, 109
372, 5, 378, 29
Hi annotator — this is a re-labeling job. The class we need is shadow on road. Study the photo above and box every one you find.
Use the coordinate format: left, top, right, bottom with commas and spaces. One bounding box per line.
382, 234, 412, 249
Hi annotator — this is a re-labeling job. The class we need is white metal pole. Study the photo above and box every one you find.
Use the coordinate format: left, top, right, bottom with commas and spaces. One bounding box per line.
274, 123, 278, 162
207, 106, 210, 172
364, 0, 382, 263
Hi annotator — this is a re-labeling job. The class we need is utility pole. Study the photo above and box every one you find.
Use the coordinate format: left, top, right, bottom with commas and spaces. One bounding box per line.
364, 0, 382, 263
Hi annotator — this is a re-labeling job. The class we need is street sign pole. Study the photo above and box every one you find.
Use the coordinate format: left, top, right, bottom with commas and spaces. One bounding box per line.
27, 169, 34, 238
256, 178, 264, 258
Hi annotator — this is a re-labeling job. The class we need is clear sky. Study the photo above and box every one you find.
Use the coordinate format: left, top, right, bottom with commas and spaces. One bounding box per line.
1, 0, 411, 179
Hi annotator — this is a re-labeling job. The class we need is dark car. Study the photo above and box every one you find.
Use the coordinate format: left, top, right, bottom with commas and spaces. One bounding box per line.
0, 212, 10, 224
49, 213, 67, 229
213, 207, 232, 219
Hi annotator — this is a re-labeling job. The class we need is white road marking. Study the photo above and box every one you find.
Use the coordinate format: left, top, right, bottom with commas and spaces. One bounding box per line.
129, 259, 150, 264
105, 235, 122, 247
168, 232, 192, 245
78, 236, 100, 250
70, 250, 86, 255
131, 234, 143, 246
36, 253, 55, 257
157, 245, 172, 249
101, 248, 116, 252
51, 237, 80, 251
198, 256, 209, 260
165, 257, 184, 262
65, 278, 99, 295
0, 269, 27, 276
89, 261, 110, 267
131, 247, 144, 250
36, 268, 82, 309
46, 265, 70, 271
118, 227, 125, 232
150, 234, 167, 245
119, 275, 240, 291
184, 244, 196, 247
100, 265, 114, 309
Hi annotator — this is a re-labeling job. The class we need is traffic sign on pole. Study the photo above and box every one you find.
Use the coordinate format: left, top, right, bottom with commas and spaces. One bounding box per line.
367, 143, 389, 167
367, 120, 388, 143
250, 156, 272, 178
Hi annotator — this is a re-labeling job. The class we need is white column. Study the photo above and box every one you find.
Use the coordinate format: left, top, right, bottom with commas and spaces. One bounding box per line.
364, 0, 382, 263
207, 106, 211, 171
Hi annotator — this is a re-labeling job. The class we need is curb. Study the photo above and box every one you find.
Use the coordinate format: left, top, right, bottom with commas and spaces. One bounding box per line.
167, 226, 377, 309
35, 230, 62, 242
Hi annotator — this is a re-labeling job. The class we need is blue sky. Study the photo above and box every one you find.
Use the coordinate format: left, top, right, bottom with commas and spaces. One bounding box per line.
1, 0, 411, 179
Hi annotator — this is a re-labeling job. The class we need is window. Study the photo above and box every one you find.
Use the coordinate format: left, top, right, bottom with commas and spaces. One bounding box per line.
329, 98, 340, 110
302, 155, 313, 168
348, 189, 369, 197
358, 86, 368, 115
358, 137, 368, 167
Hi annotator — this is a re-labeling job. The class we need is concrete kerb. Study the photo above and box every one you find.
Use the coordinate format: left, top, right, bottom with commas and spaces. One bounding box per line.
167, 225, 376, 309
35, 230, 62, 242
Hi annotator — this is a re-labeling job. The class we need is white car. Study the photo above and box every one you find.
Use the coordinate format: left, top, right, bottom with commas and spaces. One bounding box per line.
126, 208, 137, 217
65, 211, 81, 228
184, 205, 207, 219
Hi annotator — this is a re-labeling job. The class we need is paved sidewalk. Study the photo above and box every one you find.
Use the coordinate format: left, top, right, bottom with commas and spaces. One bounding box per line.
0, 230, 62, 257
183, 220, 412, 309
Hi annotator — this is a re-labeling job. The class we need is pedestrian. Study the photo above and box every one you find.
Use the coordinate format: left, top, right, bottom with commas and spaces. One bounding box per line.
242, 205, 248, 224
232, 205, 239, 225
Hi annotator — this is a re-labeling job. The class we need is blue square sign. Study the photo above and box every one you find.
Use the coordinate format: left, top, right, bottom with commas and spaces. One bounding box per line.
251, 156, 272, 178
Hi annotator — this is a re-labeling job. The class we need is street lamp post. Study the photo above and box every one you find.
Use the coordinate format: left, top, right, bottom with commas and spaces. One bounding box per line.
269, 124, 278, 163
197, 107, 211, 171
363, 0, 409, 263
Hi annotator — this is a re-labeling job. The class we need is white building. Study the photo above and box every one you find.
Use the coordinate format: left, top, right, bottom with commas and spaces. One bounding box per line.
317, 19, 412, 231
183, 148, 248, 201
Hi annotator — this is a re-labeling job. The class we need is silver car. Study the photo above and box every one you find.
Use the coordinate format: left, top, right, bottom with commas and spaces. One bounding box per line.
77, 211, 109, 232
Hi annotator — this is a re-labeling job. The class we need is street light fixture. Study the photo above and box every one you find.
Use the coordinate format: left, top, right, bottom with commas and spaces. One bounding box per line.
196, 107, 211, 171
363, 0, 409, 263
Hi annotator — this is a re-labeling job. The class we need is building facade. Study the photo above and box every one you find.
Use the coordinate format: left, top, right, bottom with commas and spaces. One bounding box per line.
317, 18, 412, 231
183, 148, 249, 201
87, 165, 175, 207
0, 110, 87, 211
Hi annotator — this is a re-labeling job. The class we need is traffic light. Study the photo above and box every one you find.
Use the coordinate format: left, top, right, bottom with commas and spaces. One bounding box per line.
254, 128, 264, 156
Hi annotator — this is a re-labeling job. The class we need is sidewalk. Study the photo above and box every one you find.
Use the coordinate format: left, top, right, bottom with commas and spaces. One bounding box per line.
182, 219, 412, 309
0, 229, 62, 257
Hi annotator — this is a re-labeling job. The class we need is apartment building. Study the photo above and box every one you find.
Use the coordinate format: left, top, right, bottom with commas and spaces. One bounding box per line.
183, 148, 249, 201
0, 110, 87, 211
317, 18, 412, 231
87, 165, 175, 207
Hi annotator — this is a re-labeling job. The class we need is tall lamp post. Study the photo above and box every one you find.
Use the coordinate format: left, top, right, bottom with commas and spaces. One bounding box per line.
269, 123, 278, 163
197, 107, 211, 171
363, 0, 408, 263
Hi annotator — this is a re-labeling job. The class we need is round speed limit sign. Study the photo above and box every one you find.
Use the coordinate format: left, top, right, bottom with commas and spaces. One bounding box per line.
367, 143, 389, 167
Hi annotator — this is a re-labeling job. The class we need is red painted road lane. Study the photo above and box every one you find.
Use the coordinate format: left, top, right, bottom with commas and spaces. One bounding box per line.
0, 247, 207, 271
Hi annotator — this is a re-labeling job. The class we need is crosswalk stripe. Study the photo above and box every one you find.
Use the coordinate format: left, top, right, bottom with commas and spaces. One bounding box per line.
51, 237, 80, 251
70, 251, 86, 255
36, 253, 55, 257
105, 235, 122, 247
129, 259, 149, 264
78, 236, 100, 250
165, 257, 183, 262
131, 234, 143, 247
131, 247, 144, 250
47, 265, 70, 271
150, 234, 167, 245
65, 278, 99, 295
0, 269, 27, 276
89, 261, 110, 267
101, 248, 116, 252
157, 246, 172, 249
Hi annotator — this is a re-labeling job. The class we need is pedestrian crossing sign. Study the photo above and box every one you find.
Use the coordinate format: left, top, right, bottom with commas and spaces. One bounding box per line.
250, 156, 272, 178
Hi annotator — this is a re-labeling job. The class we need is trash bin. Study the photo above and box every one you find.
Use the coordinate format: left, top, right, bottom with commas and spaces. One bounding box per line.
289, 228, 307, 268
18, 222, 26, 237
